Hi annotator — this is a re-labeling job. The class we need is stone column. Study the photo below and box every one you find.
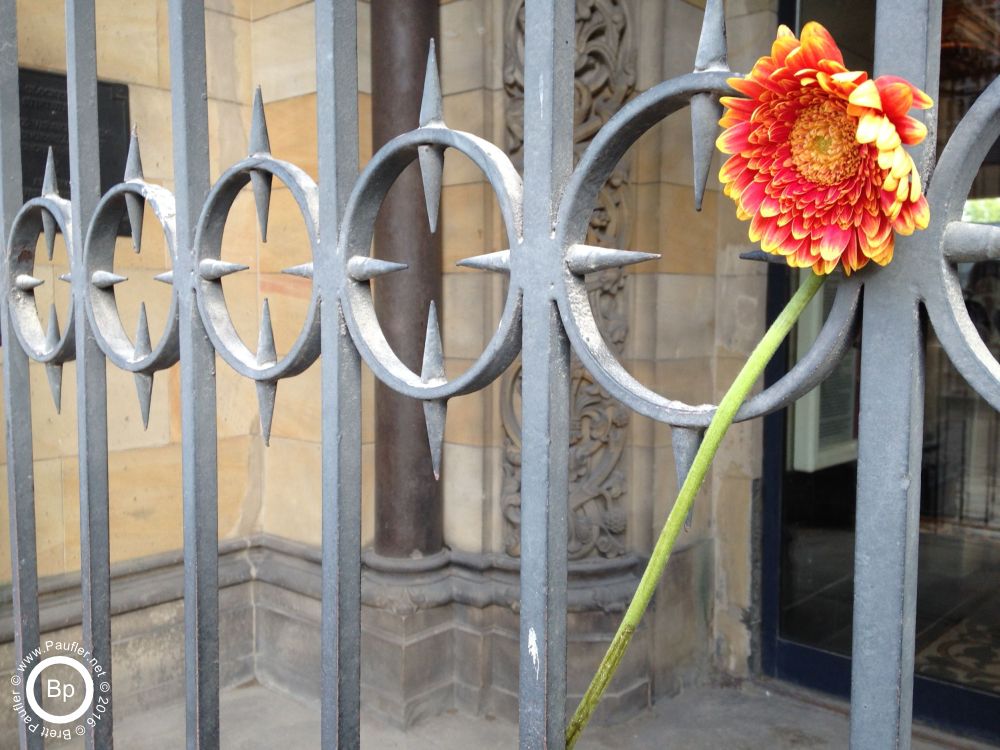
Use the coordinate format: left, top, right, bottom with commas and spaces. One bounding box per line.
371, 1, 443, 557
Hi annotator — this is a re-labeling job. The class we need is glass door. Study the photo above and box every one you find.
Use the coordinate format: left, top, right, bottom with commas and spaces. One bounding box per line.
762, 0, 1000, 743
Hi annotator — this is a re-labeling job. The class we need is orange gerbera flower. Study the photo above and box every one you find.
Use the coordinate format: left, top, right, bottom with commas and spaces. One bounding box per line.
716, 22, 933, 274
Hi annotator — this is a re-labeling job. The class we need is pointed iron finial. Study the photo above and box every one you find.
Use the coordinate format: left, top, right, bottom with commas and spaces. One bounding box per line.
14, 274, 44, 292
46, 363, 63, 413
199, 258, 249, 281
41, 208, 57, 261
251, 169, 272, 243
690, 94, 722, 211
257, 299, 277, 366
256, 380, 277, 447
672, 427, 704, 531
417, 40, 445, 234
421, 301, 447, 481
91, 270, 128, 289
347, 256, 408, 282
249, 87, 273, 242
125, 192, 145, 252
134, 302, 152, 358
565, 244, 660, 275
457, 249, 511, 274
281, 262, 314, 279
124, 125, 144, 181
694, 0, 727, 72
58, 273, 72, 283
42, 147, 59, 197
134, 372, 153, 430
418, 145, 444, 234
45, 303, 60, 349
153, 270, 174, 284
419, 39, 444, 127
45, 304, 62, 412
249, 87, 271, 156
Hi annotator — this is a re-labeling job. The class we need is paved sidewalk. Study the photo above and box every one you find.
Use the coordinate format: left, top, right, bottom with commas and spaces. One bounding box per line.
105, 681, 994, 749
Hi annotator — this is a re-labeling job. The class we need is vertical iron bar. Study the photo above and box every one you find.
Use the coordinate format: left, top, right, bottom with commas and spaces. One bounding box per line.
0, 3, 43, 749
65, 2, 113, 747
316, 1, 362, 747
167, 2, 220, 747
850, 1, 941, 747
518, 1, 575, 747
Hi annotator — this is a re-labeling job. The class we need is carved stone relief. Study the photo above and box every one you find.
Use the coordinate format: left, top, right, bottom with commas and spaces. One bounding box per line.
501, 0, 636, 559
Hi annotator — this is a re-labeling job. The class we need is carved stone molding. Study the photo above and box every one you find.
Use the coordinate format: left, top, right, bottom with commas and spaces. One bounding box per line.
501, 0, 637, 559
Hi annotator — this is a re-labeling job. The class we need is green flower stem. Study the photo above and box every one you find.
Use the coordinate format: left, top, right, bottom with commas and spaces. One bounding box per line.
566, 271, 826, 749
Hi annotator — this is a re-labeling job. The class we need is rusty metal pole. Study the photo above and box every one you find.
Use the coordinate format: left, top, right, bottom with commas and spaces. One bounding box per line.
371, 0, 443, 557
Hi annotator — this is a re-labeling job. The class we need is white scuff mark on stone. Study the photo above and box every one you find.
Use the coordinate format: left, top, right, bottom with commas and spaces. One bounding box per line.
539, 73, 544, 111
528, 627, 540, 680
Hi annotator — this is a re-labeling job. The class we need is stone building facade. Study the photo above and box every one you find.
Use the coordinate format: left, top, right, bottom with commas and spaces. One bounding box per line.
0, 0, 780, 736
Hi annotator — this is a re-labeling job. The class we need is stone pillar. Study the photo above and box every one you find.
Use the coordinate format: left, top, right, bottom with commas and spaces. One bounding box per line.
371, 1, 442, 557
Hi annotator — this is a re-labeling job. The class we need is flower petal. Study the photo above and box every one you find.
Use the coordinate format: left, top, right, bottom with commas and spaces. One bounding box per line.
848, 80, 882, 110
815, 224, 852, 261
856, 113, 884, 143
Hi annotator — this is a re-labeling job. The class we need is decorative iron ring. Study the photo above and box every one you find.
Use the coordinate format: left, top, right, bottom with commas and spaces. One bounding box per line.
339, 125, 524, 400
84, 181, 180, 374
921, 74, 1000, 411
194, 155, 321, 381
553, 70, 863, 428
6, 195, 77, 364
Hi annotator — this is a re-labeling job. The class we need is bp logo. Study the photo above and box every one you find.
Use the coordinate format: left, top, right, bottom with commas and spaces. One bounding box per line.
9, 640, 110, 741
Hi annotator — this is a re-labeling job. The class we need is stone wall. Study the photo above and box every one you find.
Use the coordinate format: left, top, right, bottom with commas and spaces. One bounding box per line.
0, 0, 781, 727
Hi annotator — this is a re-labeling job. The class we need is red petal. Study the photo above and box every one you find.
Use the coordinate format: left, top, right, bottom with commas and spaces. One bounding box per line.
816, 224, 852, 261
874, 80, 912, 119
717, 121, 753, 154
895, 116, 927, 145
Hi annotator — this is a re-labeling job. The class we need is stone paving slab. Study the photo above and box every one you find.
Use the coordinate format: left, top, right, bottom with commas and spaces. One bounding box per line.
97, 681, 995, 749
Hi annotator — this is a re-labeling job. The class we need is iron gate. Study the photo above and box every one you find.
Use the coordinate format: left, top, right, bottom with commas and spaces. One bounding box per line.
1, 0, 998, 748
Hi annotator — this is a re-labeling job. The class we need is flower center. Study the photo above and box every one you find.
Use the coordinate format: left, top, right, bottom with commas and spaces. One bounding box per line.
789, 103, 862, 185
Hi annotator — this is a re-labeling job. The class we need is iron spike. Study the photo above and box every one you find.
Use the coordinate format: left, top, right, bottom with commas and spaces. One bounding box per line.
124, 125, 146, 251
41, 207, 57, 261
45, 303, 60, 349
251, 169, 272, 243
690, 94, 722, 211
739, 249, 787, 265
256, 380, 277, 447
58, 273, 72, 283
671, 427, 704, 531
565, 244, 660, 275
257, 299, 277, 366
248, 87, 273, 241
45, 304, 62, 412
418, 145, 444, 234
134, 302, 152, 358
199, 258, 249, 281
346, 255, 408, 282
421, 301, 447, 481
693, 0, 727, 72
125, 192, 145, 252
419, 39, 444, 127
46, 363, 63, 414
91, 270, 128, 289
134, 372, 154, 430
42, 146, 59, 197
124, 125, 145, 181
249, 86, 271, 156
424, 399, 446, 481
153, 270, 174, 284
14, 274, 44, 292
281, 262, 314, 279
457, 249, 511, 274
417, 39, 445, 234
